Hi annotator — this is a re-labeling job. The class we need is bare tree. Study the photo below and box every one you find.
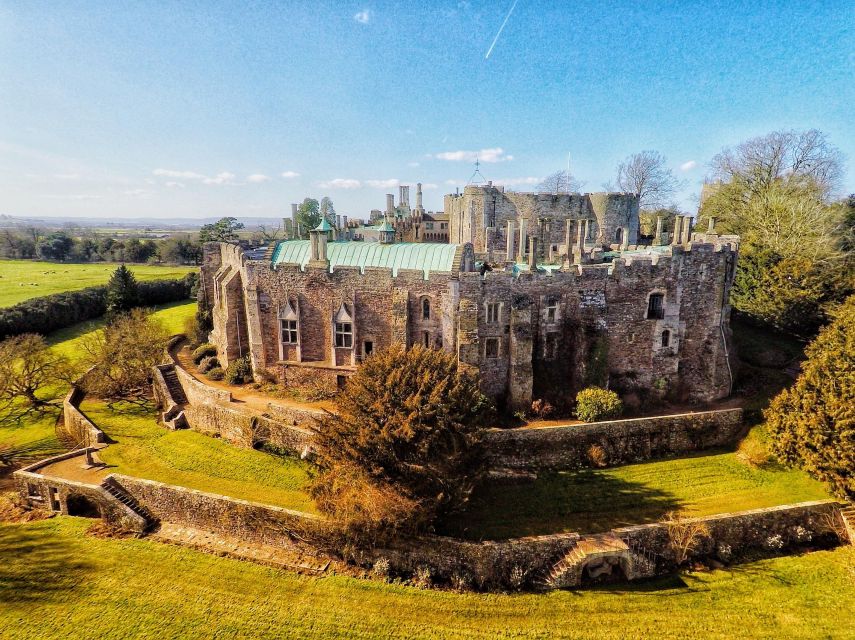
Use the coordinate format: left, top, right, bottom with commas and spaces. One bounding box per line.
0, 334, 74, 424
616, 151, 681, 209
257, 223, 283, 244
710, 129, 843, 200
537, 170, 583, 194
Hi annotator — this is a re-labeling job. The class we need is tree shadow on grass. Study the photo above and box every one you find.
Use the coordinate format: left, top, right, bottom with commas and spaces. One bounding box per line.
441, 469, 685, 541
0, 523, 94, 604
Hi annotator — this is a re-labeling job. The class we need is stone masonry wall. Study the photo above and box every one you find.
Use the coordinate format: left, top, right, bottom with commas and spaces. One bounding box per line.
483, 409, 744, 471
112, 474, 323, 547
61, 386, 106, 446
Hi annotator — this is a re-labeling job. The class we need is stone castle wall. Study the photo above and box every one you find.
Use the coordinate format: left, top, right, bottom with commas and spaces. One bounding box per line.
446, 187, 640, 256
483, 408, 744, 470
61, 386, 106, 446
202, 236, 738, 412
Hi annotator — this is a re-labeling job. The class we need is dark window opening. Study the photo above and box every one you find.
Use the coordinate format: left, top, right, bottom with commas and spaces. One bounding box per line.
422, 298, 430, 320
336, 375, 347, 389
544, 333, 559, 359
27, 483, 40, 498
335, 322, 353, 348
661, 330, 671, 348
485, 337, 500, 359
363, 341, 374, 357
647, 293, 665, 320
280, 319, 298, 345
423, 331, 430, 347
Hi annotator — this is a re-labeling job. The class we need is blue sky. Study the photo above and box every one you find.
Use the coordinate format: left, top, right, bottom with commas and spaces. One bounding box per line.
1, 1, 852, 220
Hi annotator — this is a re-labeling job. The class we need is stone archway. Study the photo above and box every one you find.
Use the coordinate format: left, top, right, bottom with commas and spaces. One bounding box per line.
66, 494, 101, 518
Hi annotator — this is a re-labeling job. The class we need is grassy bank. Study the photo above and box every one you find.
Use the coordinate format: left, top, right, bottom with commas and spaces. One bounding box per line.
1, 517, 852, 640
0, 259, 195, 308
83, 400, 317, 513
447, 451, 830, 539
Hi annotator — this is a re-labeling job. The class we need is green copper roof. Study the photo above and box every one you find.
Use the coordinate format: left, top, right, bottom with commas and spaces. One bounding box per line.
271, 240, 460, 277
313, 218, 334, 232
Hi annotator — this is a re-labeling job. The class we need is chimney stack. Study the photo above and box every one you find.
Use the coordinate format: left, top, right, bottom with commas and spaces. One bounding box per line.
528, 237, 537, 269
506, 220, 515, 262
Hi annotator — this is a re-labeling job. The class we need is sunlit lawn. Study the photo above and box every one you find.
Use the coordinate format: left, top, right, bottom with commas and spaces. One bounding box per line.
0, 259, 195, 308
0, 517, 852, 640
84, 400, 317, 513
445, 450, 830, 540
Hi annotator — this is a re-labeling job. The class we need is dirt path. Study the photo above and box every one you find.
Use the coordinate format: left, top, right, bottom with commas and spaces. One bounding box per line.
35, 450, 110, 485
173, 346, 335, 414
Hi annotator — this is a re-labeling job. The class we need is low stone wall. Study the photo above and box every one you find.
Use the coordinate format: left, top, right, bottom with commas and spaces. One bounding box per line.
173, 364, 233, 405
14, 452, 146, 532
484, 408, 744, 471
614, 499, 842, 577
61, 386, 106, 446
181, 402, 256, 447
111, 475, 322, 548
373, 532, 580, 591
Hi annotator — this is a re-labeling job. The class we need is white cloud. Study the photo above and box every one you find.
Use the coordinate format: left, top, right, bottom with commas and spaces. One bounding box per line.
354, 9, 370, 23
318, 178, 362, 189
202, 172, 237, 185
445, 179, 458, 185
153, 168, 206, 180
680, 160, 698, 172
247, 174, 271, 183
281, 170, 300, 178
434, 147, 513, 163
407, 162, 420, 168
165, 181, 185, 188
365, 178, 400, 189
421, 183, 439, 189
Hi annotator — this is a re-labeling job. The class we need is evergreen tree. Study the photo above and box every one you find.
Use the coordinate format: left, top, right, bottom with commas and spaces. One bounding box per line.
105, 264, 140, 321
765, 295, 855, 499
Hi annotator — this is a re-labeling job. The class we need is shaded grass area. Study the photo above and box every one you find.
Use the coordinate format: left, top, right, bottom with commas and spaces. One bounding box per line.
1, 517, 853, 640
0, 259, 195, 308
84, 400, 317, 514
445, 451, 830, 540
0, 303, 197, 468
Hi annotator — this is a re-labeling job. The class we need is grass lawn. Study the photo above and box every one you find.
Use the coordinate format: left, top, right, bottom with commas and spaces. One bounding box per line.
0, 259, 195, 308
0, 302, 196, 468
83, 400, 317, 514
0, 517, 852, 640
445, 451, 830, 540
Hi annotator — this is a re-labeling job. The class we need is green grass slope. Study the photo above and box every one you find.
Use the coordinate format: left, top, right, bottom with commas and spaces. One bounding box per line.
448, 451, 830, 539
1, 518, 852, 640
0, 259, 194, 308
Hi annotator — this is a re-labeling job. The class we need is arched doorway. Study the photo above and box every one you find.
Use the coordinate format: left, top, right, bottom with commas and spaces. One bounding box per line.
66, 494, 101, 518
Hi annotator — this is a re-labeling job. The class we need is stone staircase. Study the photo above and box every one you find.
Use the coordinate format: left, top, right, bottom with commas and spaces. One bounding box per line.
161, 365, 188, 405
540, 534, 631, 589
101, 478, 158, 532
840, 504, 855, 545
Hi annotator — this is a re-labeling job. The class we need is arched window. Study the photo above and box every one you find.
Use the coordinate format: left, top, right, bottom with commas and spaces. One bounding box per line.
647, 293, 665, 320
422, 297, 430, 320
614, 228, 623, 244
661, 330, 671, 348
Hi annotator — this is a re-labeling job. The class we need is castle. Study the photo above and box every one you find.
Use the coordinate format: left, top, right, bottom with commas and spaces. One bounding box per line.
202, 186, 738, 411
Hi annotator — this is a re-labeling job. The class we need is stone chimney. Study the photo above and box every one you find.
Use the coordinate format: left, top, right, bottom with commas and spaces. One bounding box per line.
707, 216, 716, 233
291, 203, 299, 239
653, 215, 664, 246
506, 220, 515, 262
672, 215, 684, 245
517, 218, 528, 262
342, 215, 349, 240
528, 237, 537, 269
682, 216, 692, 244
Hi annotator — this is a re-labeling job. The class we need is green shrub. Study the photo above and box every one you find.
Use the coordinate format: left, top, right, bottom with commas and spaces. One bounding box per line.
205, 367, 225, 381
198, 356, 219, 374
575, 387, 623, 422
192, 343, 217, 364
225, 355, 253, 385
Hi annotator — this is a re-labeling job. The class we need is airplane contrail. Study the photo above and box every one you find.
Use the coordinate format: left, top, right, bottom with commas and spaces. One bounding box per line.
484, 0, 519, 60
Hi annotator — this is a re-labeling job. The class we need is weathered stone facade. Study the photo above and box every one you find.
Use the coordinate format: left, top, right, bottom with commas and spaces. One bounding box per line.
202, 220, 738, 411
446, 185, 640, 260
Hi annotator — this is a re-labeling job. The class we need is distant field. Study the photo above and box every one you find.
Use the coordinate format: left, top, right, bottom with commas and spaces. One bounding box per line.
1, 518, 852, 640
0, 260, 195, 308
446, 448, 830, 539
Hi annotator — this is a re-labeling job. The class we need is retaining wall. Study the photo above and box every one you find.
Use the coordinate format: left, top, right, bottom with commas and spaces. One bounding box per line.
484, 408, 744, 471
111, 474, 322, 547
15, 452, 146, 532
61, 387, 106, 446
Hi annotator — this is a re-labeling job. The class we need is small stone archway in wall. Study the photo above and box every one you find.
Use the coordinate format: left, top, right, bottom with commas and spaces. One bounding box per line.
579, 553, 632, 585
65, 494, 102, 518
